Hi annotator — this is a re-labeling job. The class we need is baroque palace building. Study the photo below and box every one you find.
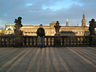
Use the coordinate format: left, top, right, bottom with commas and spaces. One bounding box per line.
0, 13, 89, 36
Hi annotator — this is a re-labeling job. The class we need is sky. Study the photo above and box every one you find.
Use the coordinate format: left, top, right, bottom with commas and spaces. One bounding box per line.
0, 0, 96, 28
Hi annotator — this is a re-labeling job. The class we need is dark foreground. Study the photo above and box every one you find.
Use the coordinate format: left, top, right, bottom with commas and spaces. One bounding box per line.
0, 47, 96, 72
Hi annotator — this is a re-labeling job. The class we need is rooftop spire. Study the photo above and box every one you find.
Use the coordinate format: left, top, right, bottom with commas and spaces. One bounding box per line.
82, 8, 86, 26
66, 18, 69, 26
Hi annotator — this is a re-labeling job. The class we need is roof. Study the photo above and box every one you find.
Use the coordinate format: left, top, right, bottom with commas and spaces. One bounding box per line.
6, 25, 15, 30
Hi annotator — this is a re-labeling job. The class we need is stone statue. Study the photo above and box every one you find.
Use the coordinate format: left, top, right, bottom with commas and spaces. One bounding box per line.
54, 21, 61, 46
14, 19, 18, 24
54, 21, 61, 35
56, 21, 59, 26
14, 17, 22, 27
89, 19, 96, 35
14, 17, 23, 35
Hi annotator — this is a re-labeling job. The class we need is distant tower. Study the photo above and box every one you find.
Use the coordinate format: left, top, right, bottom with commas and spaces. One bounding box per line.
66, 19, 69, 26
82, 8, 86, 26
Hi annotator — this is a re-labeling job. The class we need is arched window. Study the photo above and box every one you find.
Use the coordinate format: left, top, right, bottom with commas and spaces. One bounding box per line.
8, 28, 11, 30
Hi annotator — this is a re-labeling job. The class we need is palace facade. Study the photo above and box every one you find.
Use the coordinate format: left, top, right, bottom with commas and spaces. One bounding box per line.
0, 13, 89, 36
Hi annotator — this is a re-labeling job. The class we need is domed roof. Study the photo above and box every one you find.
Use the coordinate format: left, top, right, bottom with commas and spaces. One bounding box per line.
6, 25, 15, 30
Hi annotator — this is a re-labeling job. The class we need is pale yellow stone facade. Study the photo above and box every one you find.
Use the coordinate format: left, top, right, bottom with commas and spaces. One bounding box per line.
0, 13, 89, 36
0, 29, 5, 35
20, 21, 56, 36
3, 21, 89, 36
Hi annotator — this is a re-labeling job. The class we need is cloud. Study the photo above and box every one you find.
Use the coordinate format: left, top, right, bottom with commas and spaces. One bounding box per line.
0, 19, 7, 28
0, 0, 96, 28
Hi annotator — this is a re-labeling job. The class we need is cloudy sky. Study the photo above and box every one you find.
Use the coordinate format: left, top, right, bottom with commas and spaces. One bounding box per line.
0, 0, 96, 28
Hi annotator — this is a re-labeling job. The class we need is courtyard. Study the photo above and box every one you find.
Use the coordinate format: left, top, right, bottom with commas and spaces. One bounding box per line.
0, 47, 96, 72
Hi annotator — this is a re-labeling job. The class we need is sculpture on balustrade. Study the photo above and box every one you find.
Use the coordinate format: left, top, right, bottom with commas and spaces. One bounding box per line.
54, 21, 61, 35
14, 17, 23, 35
89, 19, 96, 47
89, 19, 96, 35
54, 21, 61, 46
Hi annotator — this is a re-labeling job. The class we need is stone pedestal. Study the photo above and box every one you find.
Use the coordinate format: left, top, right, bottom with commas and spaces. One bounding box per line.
15, 24, 22, 35
15, 35, 23, 47
54, 35, 61, 46
89, 35, 96, 47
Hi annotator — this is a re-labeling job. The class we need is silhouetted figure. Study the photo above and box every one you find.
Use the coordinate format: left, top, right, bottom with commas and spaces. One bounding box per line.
37, 24, 45, 47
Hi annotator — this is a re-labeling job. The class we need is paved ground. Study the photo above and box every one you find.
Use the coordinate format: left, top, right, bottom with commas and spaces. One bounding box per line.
0, 47, 96, 72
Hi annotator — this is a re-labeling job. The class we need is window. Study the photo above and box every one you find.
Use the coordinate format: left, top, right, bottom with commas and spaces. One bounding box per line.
25, 32, 27, 34
81, 31, 84, 34
6, 32, 7, 34
8, 28, 11, 30
31, 31, 33, 33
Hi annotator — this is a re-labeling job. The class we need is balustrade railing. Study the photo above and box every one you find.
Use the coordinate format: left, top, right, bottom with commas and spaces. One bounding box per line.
0, 35, 90, 47
0, 36, 15, 47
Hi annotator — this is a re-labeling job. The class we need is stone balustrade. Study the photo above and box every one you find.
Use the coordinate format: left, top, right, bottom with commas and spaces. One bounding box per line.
0, 35, 91, 47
